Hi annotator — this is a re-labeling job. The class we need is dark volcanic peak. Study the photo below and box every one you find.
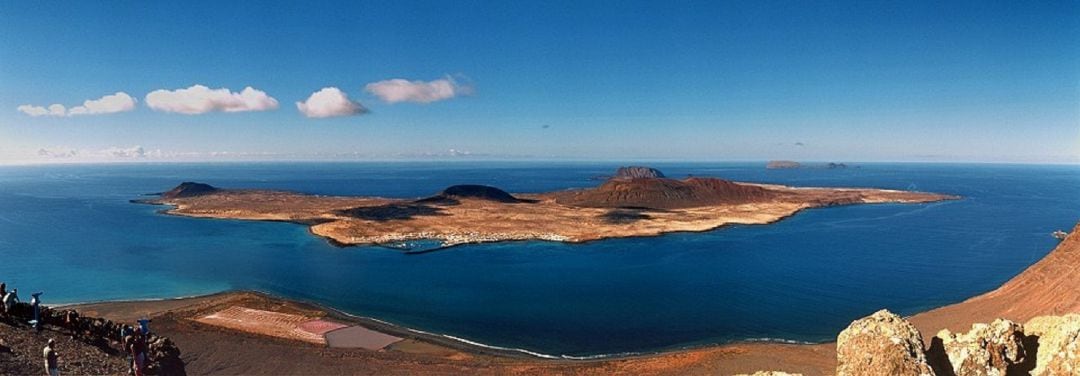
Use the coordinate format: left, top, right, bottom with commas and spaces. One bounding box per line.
613, 166, 666, 180
161, 182, 218, 199
418, 184, 528, 204
555, 176, 776, 210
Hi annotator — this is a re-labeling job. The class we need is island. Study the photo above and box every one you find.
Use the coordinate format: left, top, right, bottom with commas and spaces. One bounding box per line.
139, 167, 957, 249
766, 160, 802, 169
767, 160, 850, 169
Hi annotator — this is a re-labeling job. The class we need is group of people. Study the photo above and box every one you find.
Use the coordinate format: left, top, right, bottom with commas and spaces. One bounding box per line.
1, 281, 154, 376
38, 317, 152, 376
1, 282, 44, 331
121, 323, 151, 376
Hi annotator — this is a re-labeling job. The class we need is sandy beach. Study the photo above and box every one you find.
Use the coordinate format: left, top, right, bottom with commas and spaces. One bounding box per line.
70, 291, 838, 375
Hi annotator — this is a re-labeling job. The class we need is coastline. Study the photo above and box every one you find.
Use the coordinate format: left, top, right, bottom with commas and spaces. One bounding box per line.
66, 288, 817, 361
62, 221, 1079, 375
68, 290, 838, 375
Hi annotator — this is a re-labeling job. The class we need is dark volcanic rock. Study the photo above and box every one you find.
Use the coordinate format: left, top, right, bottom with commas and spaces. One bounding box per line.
599, 208, 654, 224
337, 203, 446, 221
613, 166, 666, 180
417, 184, 529, 204
161, 182, 218, 199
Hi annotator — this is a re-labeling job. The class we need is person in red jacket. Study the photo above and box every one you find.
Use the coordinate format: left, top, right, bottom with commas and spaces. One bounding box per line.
129, 328, 147, 376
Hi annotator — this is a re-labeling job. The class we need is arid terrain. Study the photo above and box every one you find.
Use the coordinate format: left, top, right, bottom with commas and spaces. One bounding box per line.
141, 167, 956, 249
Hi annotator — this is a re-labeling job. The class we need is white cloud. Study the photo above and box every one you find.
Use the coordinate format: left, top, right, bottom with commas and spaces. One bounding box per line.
68, 92, 136, 115
17, 105, 49, 117
17, 92, 135, 117
364, 76, 472, 104
145, 85, 279, 114
100, 146, 148, 158
296, 87, 367, 118
48, 104, 67, 116
34, 146, 158, 160
37, 148, 78, 158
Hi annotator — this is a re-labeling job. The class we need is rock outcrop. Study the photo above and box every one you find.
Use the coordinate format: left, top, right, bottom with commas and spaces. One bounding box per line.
1025, 314, 1080, 376
735, 372, 804, 376
836, 309, 935, 376
935, 319, 1028, 376
835, 309, 1080, 376
160, 181, 218, 199
612, 166, 666, 179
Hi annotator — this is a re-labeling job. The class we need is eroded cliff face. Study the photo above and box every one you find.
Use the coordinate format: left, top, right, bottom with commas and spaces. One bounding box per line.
830, 310, 1079, 376
1025, 314, 1080, 376
933, 319, 1030, 376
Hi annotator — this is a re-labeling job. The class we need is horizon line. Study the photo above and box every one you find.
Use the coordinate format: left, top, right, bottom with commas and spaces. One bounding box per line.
2, 158, 1078, 167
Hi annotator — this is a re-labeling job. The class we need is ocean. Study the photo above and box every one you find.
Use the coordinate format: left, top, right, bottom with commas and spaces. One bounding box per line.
0, 162, 1077, 357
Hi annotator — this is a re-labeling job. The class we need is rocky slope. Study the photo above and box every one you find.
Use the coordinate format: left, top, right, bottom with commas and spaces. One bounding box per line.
0, 321, 128, 376
0, 302, 184, 375
908, 222, 1080, 338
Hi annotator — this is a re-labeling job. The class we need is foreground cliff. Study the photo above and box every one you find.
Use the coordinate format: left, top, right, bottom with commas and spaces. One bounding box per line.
828, 309, 1080, 376
752, 224, 1080, 376
908, 222, 1080, 336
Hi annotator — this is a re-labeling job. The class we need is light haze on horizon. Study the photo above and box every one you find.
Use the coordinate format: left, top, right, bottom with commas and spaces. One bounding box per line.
1, 1, 1077, 165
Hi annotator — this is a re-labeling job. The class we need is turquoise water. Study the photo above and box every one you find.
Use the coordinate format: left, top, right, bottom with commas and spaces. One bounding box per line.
0, 162, 1077, 357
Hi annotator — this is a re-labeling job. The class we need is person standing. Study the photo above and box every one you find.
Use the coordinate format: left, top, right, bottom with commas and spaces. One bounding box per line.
0, 283, 6, 319
130, 328, 146, 376
64, 310, 80, 337
121, 326, 135, 375
137, 318, 150, 336
4, 288, 18, 315
43, 339, 59, 376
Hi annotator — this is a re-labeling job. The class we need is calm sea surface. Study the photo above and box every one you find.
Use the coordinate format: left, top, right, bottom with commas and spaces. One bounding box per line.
0, 162, 1077, 357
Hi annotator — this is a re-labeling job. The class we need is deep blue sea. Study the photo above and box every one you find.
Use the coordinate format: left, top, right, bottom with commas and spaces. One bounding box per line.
0, 162, 1077, 357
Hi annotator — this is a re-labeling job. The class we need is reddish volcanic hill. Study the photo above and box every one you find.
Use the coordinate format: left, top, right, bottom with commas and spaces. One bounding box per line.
554, 169, 776, 209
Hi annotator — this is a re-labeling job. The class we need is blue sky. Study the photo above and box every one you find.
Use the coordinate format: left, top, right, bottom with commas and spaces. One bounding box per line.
1, 1, 1077, 164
